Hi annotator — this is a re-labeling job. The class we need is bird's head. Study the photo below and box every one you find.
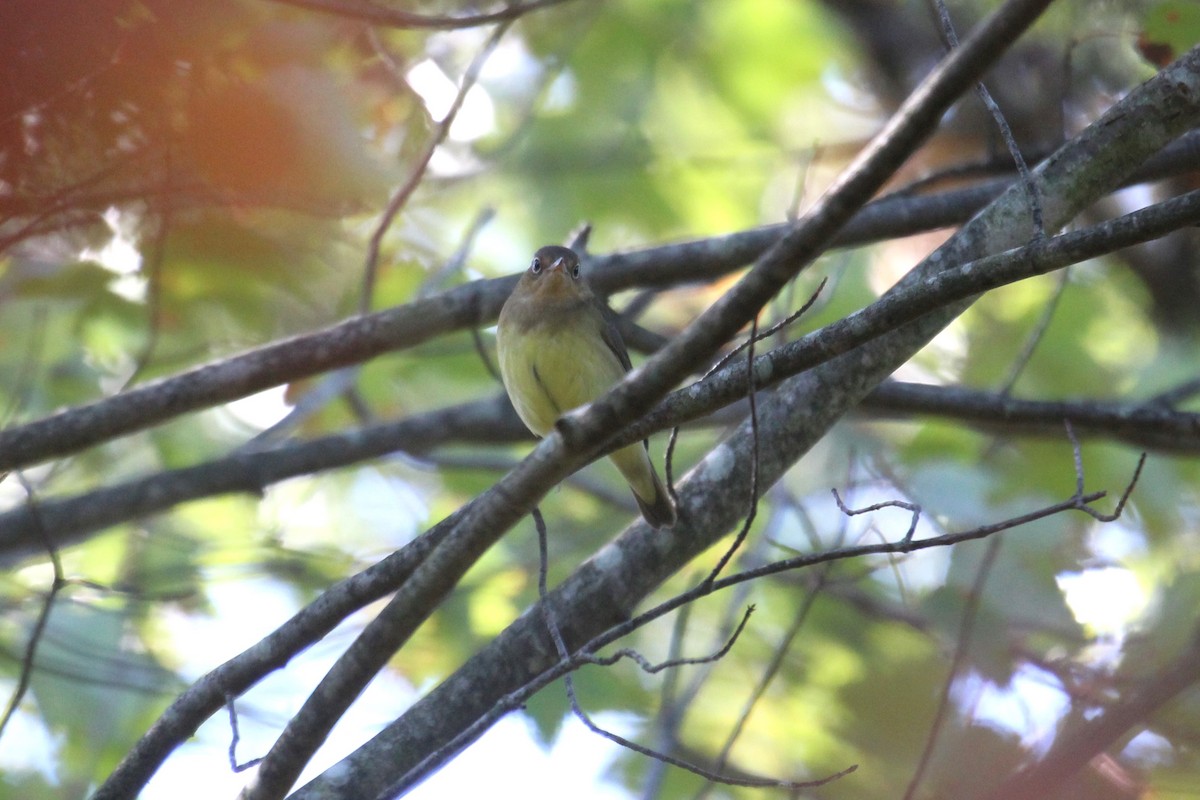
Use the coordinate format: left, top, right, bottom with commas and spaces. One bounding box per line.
517, 245, 586, 303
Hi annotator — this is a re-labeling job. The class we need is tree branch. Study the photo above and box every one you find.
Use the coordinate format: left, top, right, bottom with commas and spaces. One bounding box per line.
6, 188, 1200, 567
284, 41, 1200, 799
234, 2, 1063, 797
225, 3, 1067, 797
0, 396, 524, 563
627, 187, 1200, 441
93, 26, 1200, 800
266, 0, 575, 30
862, 380, 1200, 453
4, 128, 1197, 473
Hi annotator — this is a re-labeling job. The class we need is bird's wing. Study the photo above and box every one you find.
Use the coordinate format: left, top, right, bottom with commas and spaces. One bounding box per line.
591, 298, 654, 452
595, 299, 633, 373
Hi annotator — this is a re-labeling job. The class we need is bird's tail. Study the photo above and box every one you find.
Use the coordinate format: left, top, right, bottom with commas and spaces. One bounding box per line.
634, 468, 677, 529
611, 443, 677, 529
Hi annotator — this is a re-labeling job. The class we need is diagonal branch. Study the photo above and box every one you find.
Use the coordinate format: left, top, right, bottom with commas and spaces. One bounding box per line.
4, 187, 1199, 564
233, 3, 1063, 797
627, 187, 1200, 441
359, 433, 1141, 800
2, 133, 1197, 474
94, 25, 1200, 800
284, 42, 1200, 799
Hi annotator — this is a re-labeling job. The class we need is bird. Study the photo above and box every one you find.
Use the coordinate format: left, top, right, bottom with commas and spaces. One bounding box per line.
496, 245, 677, 528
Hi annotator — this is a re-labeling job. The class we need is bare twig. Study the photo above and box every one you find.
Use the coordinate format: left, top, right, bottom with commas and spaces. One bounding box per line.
591, 452, 1145, 690
1148, 377, 1200, 408
226, 697, 264, 773
703, 314, 761, 585
420, 207, 496, 298
641, 600, 693, 800
996, 267, 1071, 395
902, 536, 1002, 800
0, 306, 47, 428
121, 139, 176, 389
697, 565, 832, 799
0, 475, 66, 741
834, 488, 923, 543
928, 0, 1045, 234
581, 607, 754, 674
1063, 420, 1146, 522
531, 510, 786, 790
267, 0, 575, 30
360, 23, 512, 312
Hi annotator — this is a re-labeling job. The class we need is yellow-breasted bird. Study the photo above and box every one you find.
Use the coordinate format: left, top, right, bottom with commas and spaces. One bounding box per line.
496, 245, 677, 528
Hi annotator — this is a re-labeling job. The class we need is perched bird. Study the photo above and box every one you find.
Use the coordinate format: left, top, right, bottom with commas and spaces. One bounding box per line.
496, 245, 677, 528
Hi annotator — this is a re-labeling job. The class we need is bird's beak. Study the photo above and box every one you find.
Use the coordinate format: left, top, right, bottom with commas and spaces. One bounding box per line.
548, 257, 567, 274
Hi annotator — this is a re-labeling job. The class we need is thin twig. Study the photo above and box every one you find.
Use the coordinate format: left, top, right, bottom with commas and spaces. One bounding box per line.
928, 0, 1044, 234
1063, 420, 1146, 522
640, 600, 693, 800
226, 696, 264, 773
121, 137, 176, 389
1148, 377, 1200, 408
703, 318, 762, 584
833, 488, 923, 543
268, 0, 575, 30
997, 267, 1071, 395
533, 504, 817, 791
418, 207, 496, 299
902, 536, 1002, 800
704, 280, 827, 380
595, 453, 1145, 678
698, 566, 832, 799
0, 306, 47, 428
359, 22, 512, 312
0, 475, 66, 741
581, 608, 754, 674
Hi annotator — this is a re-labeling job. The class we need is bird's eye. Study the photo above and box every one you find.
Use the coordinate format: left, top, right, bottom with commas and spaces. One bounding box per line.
530, 257, 542, 274
571, 264, 581, 279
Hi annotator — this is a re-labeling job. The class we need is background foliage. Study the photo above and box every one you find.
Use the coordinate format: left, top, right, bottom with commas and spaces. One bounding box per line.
2, 0, 1199, 798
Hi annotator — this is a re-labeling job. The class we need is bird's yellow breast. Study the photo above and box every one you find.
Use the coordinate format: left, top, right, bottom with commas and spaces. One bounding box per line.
497, 316, 626, 437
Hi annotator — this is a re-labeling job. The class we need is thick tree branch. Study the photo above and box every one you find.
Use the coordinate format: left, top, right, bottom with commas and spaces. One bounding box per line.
235, 2, 1062, 797
862, 380, 1200, 452
629, 187, 1200, 439
88, 504, 469, 800
6, 373, 1199, 569
5, 188, 1199, 567
0, 396, 524, 563
284, 43, 1200, 799
0, 133, 1195, 474
93, 14, 1200, 800
299, 388, 1134, 800
3, 131, 1197, 474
